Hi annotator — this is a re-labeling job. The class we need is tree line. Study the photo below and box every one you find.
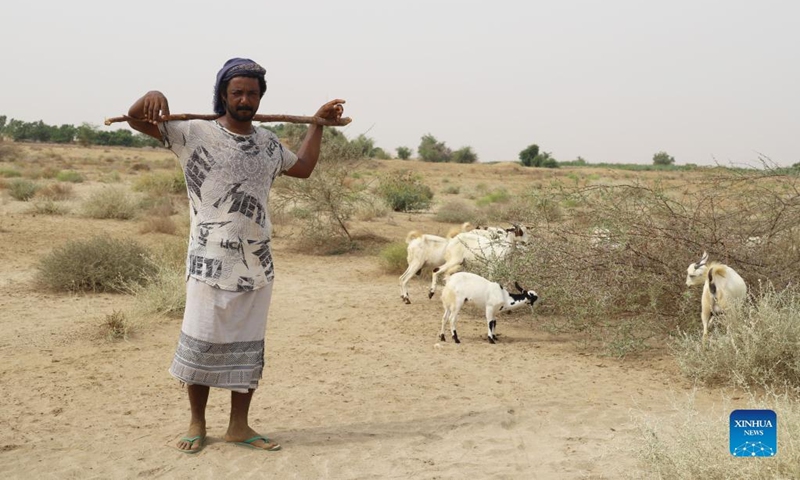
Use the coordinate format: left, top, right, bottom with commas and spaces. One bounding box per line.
0, 116, 161, 148
1, 114, 692, 169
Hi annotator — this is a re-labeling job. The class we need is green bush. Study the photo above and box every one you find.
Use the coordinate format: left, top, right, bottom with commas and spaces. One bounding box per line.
378, 242, 408, 274
36, 235, 157, 293
377, 171, 433, 212
396, 146, 413, 160
132, 171, 186, 195
452, 146, 478, 164
8, 179, 39, 201
55, 170, 85, 183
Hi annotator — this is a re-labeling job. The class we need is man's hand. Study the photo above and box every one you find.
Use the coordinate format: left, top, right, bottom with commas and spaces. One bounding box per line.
314, 99, 345, 123
141, 91, 170, 124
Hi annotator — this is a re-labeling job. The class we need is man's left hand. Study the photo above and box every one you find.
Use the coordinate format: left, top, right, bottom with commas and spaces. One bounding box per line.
315, 99, 346, 122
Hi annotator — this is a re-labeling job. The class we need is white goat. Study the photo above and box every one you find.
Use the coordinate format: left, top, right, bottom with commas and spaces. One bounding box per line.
399, 223, 476, 304
685, 251, 748, 345
428, 225, 529, 299
440, 272, 538, 344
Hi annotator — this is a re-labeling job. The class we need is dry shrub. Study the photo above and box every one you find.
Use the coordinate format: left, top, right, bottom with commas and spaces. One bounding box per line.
36, 235, 157, 293
28, 200, 69, 216
123, 262, 186, 319
8, 179, 39, 201
130, 162, 151, 172
0, 143, 21, 162
81, 187, 139, 220
140, 215, 177, 235
272, 141, 369, 254
353, 193, 390, 221
36, 182, 74, 201
133, 170, 185, 195
487, 165, 800, 356
673, 284, 800, 392
434, 199, 477, 224
634, 390, 800, 479
102, 310, 132, 340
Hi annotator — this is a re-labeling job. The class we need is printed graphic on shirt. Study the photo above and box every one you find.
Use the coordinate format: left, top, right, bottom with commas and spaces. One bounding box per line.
218, 236, 248, 269
234, 135, 261, 156
213, 183, 266, 227
197, 221, 232, 247
188, 254, 223, 279
186, 146, 216, 200
250, 239, 274, 278
237, 277, 256, 291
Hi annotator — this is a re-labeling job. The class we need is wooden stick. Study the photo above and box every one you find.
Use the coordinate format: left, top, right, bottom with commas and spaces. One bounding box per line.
104, 114, 352, 127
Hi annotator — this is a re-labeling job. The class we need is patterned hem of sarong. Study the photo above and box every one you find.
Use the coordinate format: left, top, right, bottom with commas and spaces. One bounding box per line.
170, 331, 264, 392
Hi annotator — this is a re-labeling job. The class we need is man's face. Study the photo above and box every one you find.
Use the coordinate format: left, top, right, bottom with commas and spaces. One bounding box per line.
223, 76, 261, 122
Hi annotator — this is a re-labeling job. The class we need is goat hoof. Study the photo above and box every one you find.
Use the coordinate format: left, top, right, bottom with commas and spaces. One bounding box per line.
439, 333, 446, 342
453, 332, 460, 344
488, 336, 496, 344
402, 296, 411, 304
427, 291, 434, 299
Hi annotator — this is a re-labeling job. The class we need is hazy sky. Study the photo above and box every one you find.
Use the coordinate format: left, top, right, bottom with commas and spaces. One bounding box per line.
2, 1, 798, 166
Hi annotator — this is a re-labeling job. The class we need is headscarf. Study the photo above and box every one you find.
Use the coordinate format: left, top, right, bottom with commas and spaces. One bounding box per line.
213, 58, 267, 115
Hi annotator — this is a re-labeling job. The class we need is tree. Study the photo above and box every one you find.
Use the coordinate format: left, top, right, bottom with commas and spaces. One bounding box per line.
76, 123, 97, 146
653, 151, 675, 166
519, 144, 540, 167
418, 134, 451, 163
396, 146, 412, 160
350, 134, 376, 158
534, 151, 559, 168
451, 146, 478, 164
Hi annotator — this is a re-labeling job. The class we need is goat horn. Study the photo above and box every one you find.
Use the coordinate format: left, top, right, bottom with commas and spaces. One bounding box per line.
514, 281, 525, 292
104, 113, 352, 127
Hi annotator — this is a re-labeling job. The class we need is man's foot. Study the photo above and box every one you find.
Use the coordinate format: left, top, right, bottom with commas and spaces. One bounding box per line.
176, 423, 206, 454
225, 427, 281, 451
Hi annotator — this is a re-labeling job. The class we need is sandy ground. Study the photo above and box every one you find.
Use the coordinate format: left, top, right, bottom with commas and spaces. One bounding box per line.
0, 208, 731, 480
0, 153, 739, 479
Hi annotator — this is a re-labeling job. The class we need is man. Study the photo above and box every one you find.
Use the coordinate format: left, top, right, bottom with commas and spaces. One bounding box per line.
127, 57, 345, 453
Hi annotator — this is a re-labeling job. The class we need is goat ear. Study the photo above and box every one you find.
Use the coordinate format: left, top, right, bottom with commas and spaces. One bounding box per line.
514, 281, 525, 293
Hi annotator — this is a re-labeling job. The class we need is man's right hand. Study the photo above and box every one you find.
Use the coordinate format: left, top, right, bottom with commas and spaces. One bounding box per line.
140, 91, 170, 124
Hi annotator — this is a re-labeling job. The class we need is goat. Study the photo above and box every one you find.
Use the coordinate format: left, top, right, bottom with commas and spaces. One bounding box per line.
428, 224, 529, 299
440, 272, 538, 343
399, 223, 475, 304
685, 251, 748, 345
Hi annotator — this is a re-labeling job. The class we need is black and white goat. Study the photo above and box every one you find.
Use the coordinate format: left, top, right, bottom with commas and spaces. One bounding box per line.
685, 251, 748, 345
440, 272, 538, 344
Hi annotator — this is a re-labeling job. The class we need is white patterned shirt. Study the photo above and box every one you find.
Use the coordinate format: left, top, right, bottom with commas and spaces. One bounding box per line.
159, 120, 298, 291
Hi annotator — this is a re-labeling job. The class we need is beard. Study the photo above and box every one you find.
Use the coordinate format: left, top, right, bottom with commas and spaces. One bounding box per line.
225, 102, 256, 122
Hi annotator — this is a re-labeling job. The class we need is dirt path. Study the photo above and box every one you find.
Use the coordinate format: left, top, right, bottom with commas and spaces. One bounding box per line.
0, 219, 716, 479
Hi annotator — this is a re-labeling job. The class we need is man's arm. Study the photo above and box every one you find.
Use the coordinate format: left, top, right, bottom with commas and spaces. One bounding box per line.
126, 91, 171, 141
285, 99, 345, 178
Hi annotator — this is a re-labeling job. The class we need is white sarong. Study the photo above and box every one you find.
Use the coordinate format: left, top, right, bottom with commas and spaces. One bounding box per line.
169, 278, 273, 393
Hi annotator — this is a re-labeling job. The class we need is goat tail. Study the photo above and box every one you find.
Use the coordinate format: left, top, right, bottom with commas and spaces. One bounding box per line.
707, 265, 727, 297
406, 230, 423, 243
